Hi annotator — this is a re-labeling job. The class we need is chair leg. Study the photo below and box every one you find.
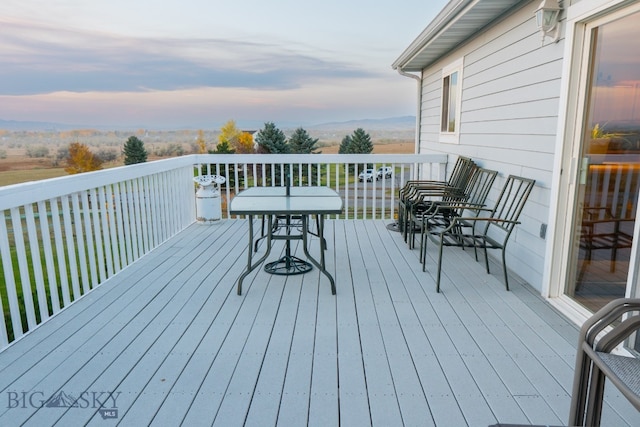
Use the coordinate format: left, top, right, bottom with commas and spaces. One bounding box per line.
399, 201, 407, 240
403, 205, 411, 243
584, 367, 607, 427
483, 243, 490, 274
403, 202, 415, 243
419, 219, 426, 266
501, 249, 509, 291
611, 222, 620, 273
410, 214, 420, 249
422, 227, 429, 272
436, 238, 444, 293
569, 349, 593, 427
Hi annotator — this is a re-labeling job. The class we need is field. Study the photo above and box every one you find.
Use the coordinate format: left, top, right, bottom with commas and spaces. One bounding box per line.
321, 141, 414, 154
0, 131, 414, 187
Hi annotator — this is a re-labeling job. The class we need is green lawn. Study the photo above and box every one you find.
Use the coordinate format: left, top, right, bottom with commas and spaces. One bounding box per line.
0, 168, 67, 187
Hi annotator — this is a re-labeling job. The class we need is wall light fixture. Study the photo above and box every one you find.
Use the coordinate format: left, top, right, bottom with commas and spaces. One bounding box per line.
535, 0, 562, 43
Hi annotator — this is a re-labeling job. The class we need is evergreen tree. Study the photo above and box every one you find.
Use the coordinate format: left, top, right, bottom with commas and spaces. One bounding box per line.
350, 128, 374, 154
288, 127, 320, 184
339, 129, 373, 175
210, 140, 235, 154
255, 122, 289, 185
206, 140, 236, 185
338, 135, 353, 154
289, 127, 319, 154
123, 136, 148, 165
255, 122, 289, 154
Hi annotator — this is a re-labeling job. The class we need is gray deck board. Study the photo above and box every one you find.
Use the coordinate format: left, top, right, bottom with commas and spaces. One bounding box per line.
1, 219, 639, 426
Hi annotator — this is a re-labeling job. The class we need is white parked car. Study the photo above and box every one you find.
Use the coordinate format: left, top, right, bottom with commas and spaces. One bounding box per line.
377, 166, 393, 179
358, 169, 376, 182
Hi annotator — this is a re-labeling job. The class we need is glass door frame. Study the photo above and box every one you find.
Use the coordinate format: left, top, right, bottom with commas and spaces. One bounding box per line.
546, 0, 640, 325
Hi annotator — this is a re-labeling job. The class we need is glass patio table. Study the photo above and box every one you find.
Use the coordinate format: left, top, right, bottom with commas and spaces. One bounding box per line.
230, 186, 343, 295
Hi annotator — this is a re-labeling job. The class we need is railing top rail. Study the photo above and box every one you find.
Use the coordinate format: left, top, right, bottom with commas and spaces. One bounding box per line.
0, 153, 446, 210
192, 153, 446, 164
0, 156, 195, 211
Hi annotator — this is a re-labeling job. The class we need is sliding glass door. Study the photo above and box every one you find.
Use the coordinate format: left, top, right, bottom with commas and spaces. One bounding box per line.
565, 9, 640, 312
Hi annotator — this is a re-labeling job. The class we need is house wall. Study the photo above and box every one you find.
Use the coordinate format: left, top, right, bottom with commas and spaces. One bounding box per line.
417, 1, 564, 291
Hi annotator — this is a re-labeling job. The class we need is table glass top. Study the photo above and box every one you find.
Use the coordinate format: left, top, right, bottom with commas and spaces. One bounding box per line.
235, 186, 339, 197
230, 187, 343, 215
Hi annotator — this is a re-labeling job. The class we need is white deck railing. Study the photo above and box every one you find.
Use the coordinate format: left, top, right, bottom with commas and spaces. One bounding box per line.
0, 153, 446, 350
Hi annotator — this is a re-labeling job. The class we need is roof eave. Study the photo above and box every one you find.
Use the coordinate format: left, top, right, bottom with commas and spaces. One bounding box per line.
392, 0, 528, 72
392, 0, 472, 71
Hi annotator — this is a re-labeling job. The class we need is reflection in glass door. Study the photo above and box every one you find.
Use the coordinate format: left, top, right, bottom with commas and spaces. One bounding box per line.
566, 11, 640, 313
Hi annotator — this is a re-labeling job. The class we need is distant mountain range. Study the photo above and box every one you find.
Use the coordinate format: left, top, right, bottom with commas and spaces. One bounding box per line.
0, 118, 74, 131
0, 116, 415, 132
307, 116, 415, 132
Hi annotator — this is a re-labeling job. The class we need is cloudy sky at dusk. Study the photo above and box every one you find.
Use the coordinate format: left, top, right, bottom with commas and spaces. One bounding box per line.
0, 0, 448, 129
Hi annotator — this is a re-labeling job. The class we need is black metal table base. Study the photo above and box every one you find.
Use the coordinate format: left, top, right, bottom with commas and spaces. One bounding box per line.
264, 255, 312, 275
236, 214, 336, 295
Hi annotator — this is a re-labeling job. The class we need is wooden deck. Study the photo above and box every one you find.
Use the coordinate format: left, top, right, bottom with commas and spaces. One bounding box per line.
0, 219, 638, 426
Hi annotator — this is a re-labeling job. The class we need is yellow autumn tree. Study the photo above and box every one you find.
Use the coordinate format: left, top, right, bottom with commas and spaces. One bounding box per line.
64, 142, 103, 174
196, 130, 207, 154
236, 132, 255, 154
218, 120, 243, 152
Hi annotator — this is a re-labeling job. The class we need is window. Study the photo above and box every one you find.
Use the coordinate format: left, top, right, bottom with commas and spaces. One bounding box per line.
440, 58, 463, 143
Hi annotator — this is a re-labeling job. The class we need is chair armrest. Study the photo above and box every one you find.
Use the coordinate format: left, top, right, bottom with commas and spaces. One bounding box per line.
429, 204, 492, 217
569, 298, 640, 425
417, 201, 486, 219
583, 206, 614, 220
581, 217, 635, 226
434, 203, 488, 212
400, 180, 448, 197
588, 351, 640, 411
413, 188, 464, 201
579, 298, 640, 347
437, 216, 520, 233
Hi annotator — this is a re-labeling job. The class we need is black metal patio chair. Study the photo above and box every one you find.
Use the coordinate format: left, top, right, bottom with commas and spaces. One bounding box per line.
421, 175, 535, 292
569, 298, 640, 427
398, 156, 477, 242
414, 167, 498, 254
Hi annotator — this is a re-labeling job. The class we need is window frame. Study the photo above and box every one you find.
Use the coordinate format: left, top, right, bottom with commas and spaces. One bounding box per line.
439, 57, 464, 144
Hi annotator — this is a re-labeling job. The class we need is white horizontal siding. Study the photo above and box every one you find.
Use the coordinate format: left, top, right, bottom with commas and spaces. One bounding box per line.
462, 98, 560, 125
416, 1, 562, 292
461, 115, 559, 135
461, 133, 556, 155
462, 79, 563, 115
464, 60, 563, 102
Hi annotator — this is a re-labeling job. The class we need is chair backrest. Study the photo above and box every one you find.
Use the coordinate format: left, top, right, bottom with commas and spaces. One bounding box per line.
458, 168, 498, 216
585, 163, 640, 220
399, 156, 476, 201
484, 175, 536, 240
447, 156, 477, 193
